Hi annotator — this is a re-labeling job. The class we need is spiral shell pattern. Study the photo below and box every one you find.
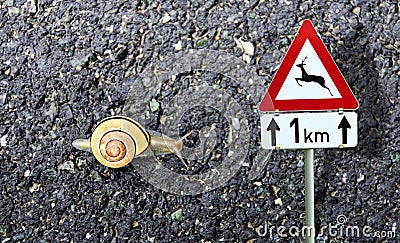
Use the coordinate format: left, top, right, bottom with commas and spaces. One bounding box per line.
90, 116, 150, 168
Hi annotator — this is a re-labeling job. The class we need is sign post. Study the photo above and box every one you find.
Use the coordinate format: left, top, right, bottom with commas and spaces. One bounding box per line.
304, 148, 314, 243
259, 20, 359, 243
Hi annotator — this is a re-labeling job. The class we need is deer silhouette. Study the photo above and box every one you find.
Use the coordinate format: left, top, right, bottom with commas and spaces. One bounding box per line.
295, 56, 333, 96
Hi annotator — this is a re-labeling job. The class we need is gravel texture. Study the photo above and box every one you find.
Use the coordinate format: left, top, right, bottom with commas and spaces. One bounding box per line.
0, 0, 399, 242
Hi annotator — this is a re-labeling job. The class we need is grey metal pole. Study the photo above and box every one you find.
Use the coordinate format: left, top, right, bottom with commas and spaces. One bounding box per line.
304, 148, 315, 243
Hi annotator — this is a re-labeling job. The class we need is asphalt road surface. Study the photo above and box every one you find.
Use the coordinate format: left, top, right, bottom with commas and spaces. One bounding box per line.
0, 0, 399, 242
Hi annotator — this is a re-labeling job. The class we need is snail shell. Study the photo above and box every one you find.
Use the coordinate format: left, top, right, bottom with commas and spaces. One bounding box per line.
91, 116, 150, 168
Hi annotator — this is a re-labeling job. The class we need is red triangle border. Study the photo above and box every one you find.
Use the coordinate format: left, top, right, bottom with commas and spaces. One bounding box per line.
259, 19, 359, 112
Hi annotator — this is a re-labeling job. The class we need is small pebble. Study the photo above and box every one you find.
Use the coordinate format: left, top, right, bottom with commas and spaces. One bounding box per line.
253, 181, 262, 186
232, 118, 240, 130
0, 135, 7, 147
173, 41, 182, 50
357, 173, 365, 182
149, 99, 160, 112
234, 38, 255, 56
274, 198, 283, 206
58, 161, 75, 173
24, 170, 30, 177
29, 183, 41, 193
171, 209, 183, 221
352, 6, 361, 15
162, 13, 171, 23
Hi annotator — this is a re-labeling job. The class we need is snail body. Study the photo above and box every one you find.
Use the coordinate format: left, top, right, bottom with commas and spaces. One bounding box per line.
72, 116, 190, 168
147, 130, 183, 154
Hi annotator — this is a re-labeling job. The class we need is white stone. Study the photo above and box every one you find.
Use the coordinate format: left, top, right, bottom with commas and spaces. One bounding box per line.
274, 198, 283, 206
162, 13, 171, 23
24, 170, 30, 177
235, 38, 255, 56
253, 181, 262, 186
232, 118, 240, 130
149, 99, 160, 112
173, 41, 182, 50
0, 135, 7, 146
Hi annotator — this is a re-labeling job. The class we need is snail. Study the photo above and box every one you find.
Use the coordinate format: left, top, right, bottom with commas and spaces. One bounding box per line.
72, 116, 192, 168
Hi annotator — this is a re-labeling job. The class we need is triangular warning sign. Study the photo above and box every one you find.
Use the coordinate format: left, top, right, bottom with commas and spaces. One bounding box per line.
259, 20, 359, 112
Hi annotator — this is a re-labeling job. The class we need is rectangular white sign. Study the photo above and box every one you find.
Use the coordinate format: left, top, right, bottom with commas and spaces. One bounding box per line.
261, 112, 357, 149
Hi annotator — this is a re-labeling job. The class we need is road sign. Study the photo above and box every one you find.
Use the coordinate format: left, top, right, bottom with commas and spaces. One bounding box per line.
261, 112, 357, 149
259, 19, 359, 112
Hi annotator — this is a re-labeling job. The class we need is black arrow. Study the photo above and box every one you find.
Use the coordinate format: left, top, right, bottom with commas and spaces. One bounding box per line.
267, 118, 280, 146
338, 116, 351, 144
